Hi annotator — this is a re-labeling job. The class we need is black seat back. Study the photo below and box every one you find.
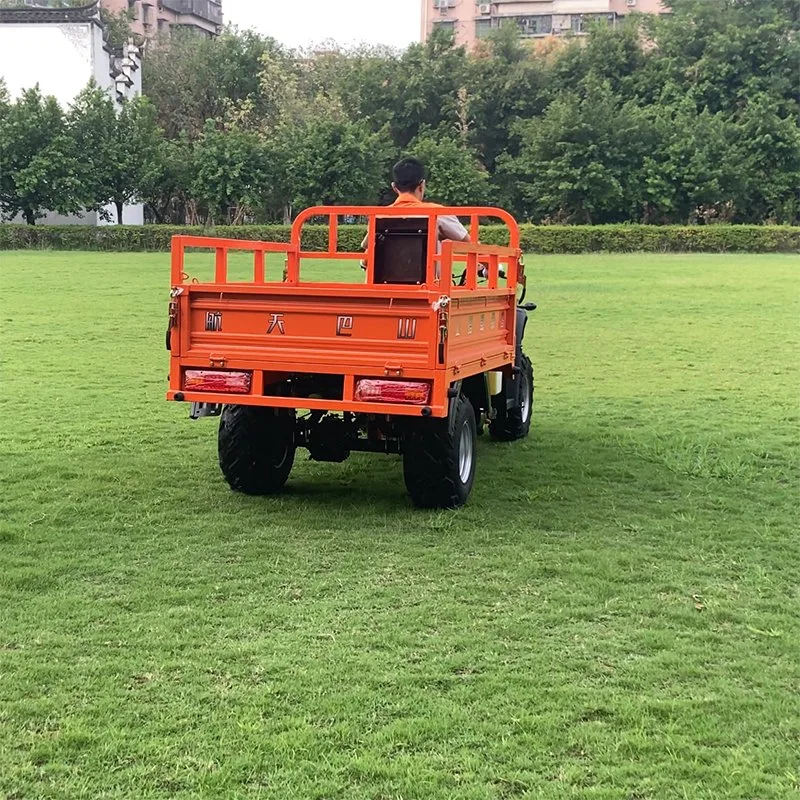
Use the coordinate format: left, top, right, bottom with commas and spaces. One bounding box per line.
373, 217, 429, 285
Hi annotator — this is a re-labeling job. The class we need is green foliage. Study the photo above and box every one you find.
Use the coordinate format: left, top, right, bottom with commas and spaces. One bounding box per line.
406, 129, 491, 206
191, 120, 272, 224
0, 87, 83, 224
2, 223, 797, 254
74, 90, 162, 224
277, 118, 394, 211
99, 7, 136, 50
1, 2, 798, 225
142, 27, 281, 139
499, 81, 658, 223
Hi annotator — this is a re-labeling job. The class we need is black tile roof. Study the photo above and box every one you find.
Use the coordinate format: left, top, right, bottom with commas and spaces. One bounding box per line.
0, 2, 99, 25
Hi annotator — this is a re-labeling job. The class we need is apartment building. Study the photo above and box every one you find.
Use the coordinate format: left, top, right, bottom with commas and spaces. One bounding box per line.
422, 0, 666, 49
101, 0, 223, 39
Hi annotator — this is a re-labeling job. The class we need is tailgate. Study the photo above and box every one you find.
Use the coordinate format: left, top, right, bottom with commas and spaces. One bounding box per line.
172, 284, 439, 375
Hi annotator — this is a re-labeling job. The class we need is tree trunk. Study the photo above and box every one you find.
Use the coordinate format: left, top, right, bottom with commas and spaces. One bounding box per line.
23, 208, 36, 226
115, 201, 124, 225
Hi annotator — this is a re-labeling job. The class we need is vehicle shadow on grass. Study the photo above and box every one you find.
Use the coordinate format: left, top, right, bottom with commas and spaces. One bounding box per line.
220, 421, 696, 533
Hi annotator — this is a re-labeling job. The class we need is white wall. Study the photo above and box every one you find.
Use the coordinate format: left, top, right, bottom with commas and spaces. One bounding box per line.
0, 21, 144, 226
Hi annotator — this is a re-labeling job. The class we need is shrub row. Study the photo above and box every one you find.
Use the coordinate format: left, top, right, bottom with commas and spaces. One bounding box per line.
1, 223, 798, 253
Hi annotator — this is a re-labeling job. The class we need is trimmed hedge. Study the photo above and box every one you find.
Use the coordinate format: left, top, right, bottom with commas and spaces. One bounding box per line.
1, 223, 798, 253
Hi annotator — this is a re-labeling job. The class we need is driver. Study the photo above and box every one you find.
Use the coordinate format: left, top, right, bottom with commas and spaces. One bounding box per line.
360, 158, 471, 272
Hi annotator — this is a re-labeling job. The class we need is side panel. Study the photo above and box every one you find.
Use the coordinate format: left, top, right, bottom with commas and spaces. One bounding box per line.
446, 291, 517, 378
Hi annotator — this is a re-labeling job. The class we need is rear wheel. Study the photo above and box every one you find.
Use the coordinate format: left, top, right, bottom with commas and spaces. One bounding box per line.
218, 405, 296, 495
402, 394, 477, 509
489, 353, 533, 442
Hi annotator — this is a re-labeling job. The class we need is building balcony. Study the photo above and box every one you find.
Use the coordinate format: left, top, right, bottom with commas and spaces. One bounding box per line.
159, 0, 222, 25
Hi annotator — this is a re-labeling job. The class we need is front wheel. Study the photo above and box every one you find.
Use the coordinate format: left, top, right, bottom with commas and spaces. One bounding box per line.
402, 394, 477, 509
489, 353, 533, 442
218, 405, 296, 495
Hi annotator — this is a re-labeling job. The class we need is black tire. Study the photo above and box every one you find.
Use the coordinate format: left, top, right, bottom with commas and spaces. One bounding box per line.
489, 353, 533, 442
218, 405, 295, 495
402, 394, 477, 509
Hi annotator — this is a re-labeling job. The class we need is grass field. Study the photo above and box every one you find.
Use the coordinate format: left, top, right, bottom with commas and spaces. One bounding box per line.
1, 250, 798, 800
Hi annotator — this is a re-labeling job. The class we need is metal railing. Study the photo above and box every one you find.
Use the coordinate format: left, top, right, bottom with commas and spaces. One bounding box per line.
160, 0, 222, 25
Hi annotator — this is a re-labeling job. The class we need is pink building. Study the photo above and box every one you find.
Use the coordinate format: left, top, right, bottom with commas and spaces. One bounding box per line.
422, 0, 667, 50
102, 0, 222, 40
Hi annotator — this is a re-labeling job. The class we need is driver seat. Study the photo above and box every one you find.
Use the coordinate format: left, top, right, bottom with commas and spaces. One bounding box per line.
373, 217, 430, 285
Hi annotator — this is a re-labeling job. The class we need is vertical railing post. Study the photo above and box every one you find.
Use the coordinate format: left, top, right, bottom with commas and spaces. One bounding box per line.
466, 251, 478, 290
286, 249, 300, 284
254, 249, 265, 283
170, 236, 184, 285
365, 215, 377, 285
329, 213, 338, 256
427, 212, 439, 285
440, 240, 453, 293
489, 254, 499, 289
214, 247, 226, 283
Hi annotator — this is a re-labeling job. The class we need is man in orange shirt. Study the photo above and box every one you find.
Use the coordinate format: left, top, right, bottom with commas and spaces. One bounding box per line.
360, 157, 471, 267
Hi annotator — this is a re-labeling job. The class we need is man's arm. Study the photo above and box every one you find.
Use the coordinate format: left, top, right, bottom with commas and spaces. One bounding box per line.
439, 214, 496, 278
438, 214, 470, 243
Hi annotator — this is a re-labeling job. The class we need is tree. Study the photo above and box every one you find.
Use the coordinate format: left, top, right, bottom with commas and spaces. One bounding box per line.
653, 101, 749, 223
379, 27, 471, 149
467, 25, 551, 173
141, 135, 196, 224
191, 121, 273, 225
69, 86, 162, 223
0, 87, 82, 224
68, 83, 119, 220
638, 0, 800, 116
499, 82, 657, 223
279, 118, 393, 213
143, 27, 285, 138
735, 94, 800, 223
99, 7, 138, 50
407, 129, 491, 206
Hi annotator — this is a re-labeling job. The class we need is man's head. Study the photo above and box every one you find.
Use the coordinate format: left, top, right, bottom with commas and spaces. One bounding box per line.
392, 157, 426, 199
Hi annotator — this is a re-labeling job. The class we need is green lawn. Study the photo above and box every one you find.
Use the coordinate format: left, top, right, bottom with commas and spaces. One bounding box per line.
1, 250, 798, 800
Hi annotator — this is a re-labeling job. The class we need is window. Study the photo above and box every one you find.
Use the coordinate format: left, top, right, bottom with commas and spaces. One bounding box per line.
571, 13, 615, 33
501, 15, 552, 36
528, 15, 552, 34
433, 20, 455, 32
475, 18, 493, 38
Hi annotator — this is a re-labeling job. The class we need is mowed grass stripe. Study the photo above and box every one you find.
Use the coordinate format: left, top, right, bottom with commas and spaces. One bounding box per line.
1, 251, 798, 799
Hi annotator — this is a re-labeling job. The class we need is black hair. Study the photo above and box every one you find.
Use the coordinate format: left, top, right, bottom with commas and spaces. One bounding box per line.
392, 157, 426, 192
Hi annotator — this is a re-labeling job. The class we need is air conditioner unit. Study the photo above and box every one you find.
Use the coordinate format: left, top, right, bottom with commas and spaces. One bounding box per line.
626, 0, 637, 6
479, 3, 492, 15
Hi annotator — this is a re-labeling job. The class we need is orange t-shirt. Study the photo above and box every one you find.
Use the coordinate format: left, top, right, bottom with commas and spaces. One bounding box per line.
390, 193, 469, 241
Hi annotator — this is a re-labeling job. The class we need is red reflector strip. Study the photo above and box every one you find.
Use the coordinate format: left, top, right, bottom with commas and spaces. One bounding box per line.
354, 379, 430, 405
184, 370, 251, 394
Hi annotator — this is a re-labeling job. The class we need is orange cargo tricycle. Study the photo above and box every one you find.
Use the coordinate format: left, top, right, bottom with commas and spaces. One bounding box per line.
166, 205, 535, 508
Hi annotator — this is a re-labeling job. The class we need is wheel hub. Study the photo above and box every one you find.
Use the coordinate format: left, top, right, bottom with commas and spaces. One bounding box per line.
458, 421, 474, 484
520, 378, 531, 423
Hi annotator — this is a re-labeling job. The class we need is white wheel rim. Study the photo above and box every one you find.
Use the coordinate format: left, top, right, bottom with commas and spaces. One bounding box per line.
520, 378, 531, 423
458, 421, 474, 484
